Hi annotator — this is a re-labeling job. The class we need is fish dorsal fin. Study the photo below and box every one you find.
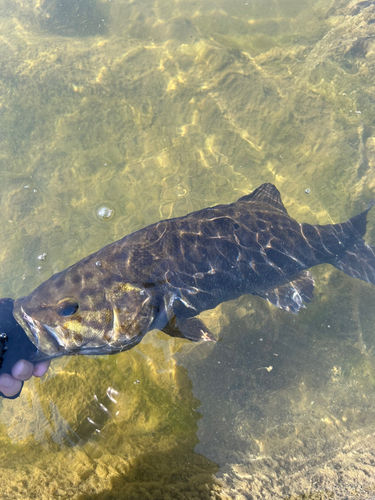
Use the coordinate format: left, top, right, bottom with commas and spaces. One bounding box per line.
239, 183, 288, 214
348, 199, 375, 238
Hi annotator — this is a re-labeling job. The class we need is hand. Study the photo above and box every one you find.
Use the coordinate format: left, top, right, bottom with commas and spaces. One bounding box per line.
0, 359, 50, 398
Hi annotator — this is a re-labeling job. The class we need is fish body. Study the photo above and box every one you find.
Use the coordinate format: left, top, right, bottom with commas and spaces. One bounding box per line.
13, 184, 375, 360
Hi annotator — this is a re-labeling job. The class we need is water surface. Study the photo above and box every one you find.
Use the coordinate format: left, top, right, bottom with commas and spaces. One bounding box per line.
1, 0, 375, 498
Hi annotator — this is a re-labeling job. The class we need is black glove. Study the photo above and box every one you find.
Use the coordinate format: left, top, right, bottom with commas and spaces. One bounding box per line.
0, 298, 38, 399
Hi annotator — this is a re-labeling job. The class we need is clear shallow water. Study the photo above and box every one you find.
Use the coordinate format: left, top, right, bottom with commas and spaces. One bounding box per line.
1, 0, 375, 498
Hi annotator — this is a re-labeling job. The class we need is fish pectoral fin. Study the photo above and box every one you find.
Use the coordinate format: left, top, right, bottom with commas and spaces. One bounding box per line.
162, 316, 216, 343
255, 271, 315, 314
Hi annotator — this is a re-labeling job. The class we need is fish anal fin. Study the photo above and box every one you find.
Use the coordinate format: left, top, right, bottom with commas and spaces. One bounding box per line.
162, 316, 216, 343
239, 183, 289, 215
256, 271, 315, 314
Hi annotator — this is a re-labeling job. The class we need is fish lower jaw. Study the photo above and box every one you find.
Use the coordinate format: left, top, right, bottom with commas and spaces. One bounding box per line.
42, 324, 67, 349
19, 306, 66, 356
17, 305, 38, 344
36, 325, 67, 356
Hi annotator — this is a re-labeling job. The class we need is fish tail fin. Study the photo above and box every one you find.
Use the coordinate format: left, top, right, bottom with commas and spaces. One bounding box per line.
332, 200, 375, 284
332, 241, 375, 285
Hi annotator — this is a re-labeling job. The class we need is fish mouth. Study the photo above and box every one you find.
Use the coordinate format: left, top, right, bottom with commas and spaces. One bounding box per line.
19, 305, 66, 358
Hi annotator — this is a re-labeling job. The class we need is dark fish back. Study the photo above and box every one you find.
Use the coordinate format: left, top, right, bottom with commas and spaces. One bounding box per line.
146, 202, 316, 318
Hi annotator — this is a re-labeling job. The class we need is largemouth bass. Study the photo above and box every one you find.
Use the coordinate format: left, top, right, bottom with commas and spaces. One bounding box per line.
13, 183, 375, 360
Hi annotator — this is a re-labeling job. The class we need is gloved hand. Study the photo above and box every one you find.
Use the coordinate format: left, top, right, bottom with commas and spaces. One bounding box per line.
0, 298, 50, 399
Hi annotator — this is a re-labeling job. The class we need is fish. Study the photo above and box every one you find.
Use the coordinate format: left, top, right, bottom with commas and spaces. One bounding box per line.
12, 183, 375, 361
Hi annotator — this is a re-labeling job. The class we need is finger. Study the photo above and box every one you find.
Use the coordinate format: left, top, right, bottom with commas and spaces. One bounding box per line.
0, 374, 23, 398
11, 359, 35, 381
33, 360, 51, 378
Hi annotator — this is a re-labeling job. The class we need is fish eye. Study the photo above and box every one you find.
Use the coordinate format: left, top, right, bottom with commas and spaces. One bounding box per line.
57, 299, 79, 317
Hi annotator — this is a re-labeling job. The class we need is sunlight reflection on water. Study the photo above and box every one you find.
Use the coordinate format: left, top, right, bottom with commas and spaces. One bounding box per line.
1, 0, 375, 498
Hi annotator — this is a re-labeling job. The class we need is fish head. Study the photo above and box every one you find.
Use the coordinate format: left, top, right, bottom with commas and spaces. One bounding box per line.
13, 260, 157, 358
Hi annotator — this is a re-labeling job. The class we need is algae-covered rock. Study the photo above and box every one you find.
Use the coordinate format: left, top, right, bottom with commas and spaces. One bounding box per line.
0, 337, 220, 499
